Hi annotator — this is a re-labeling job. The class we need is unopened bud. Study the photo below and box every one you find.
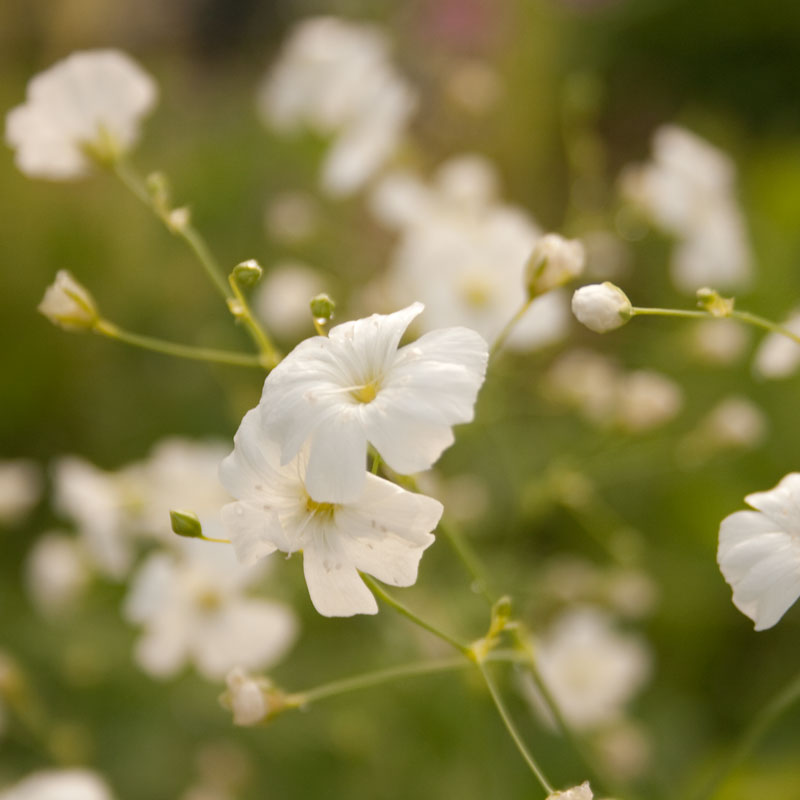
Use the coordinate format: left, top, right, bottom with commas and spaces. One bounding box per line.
220, 667, 290, 726
169, 509, 204, 539
525, 234, 585, 297
38, 270, 99, 332
310, 293, 336, 323
696, 287, 734, 317
232, 259, 263, 289
571, 282, 632, 333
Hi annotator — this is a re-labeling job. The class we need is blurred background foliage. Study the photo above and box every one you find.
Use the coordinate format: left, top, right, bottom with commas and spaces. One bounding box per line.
2, 1, 800, 799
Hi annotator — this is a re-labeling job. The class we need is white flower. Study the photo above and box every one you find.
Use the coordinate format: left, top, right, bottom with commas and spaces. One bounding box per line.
220, 408, 443, 617
525, 608, 651, 731
616, 370, 682, 433
370, 156, 569, 351
221, 667, 285, 727
546, 783, 593, 800
0, 459, 42, 526
718, 473, 800, 630
259, 302, 487, 503
571, 283, 632, 333
525, 233, 586, 296
0, 769, 114, 800
752, 310, 800, 379
25, 533, 90, 617
37, 271, 99, 331
689, 319, 749, 365
6, 49, 157, 180
257, 17, 415, 195
253, 262, 327, 341
543, 349, 620, 425
703, 396, 767, 449
620, 125, 751, 293
124, 539, 298, 680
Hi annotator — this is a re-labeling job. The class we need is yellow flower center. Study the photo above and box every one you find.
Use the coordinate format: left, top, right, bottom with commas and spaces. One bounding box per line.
306, 496, 338, 521
351, 380, 379, 404
460, 275, 493, 308
195, 588, 223, 612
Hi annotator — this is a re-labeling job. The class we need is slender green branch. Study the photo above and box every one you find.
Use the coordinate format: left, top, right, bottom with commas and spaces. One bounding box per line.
693, 667, 800, 800
361, 574, 471, 655
731, 309, 800, 346
491, 297, 534, 358
94, 319, 269, 369
477, 660, 554, 795
631, 306, 708, 320
227, 273, 281, 367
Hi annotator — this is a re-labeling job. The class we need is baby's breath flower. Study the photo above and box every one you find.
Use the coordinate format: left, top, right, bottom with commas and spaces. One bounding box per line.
525, 233, 586, 297
221, 667, 289, 726
6, 50, 157, 180
571, 283, 632, 333
220, 409, 443, 617
718, 473, 800, 630
259, 302, 488, 504
38, 270, 99, 332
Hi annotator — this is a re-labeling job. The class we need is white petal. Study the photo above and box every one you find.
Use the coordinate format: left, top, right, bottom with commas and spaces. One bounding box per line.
133, 612, 189, 678
744, 472, 800, 532
221, 501, 287, 565
123, 553, 174, 624
191, 600, 298, 680
719, 510, 800, 630
303, 536, 377, 617
334, 475, 440, 585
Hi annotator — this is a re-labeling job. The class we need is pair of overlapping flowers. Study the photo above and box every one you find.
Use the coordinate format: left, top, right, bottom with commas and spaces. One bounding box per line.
219, 302, 489, 616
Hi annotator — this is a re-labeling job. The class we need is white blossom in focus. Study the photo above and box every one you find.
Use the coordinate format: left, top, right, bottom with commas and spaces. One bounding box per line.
25, 533, 90, 617
253, 262, 327, 341
571, 283, 632, 333
0, 460, 42, 526
259, 302, 487, 503
718, 473, 800, 630
526, 608, 651, 731
37, 271, 99, 332
0, 769, 114, 800
6, 50, 157, 180
752, 310, 800, 380
620, 125, 751, 293
257, 17, 415, 195
124, 539, 298, 680
546, 783, 593, 800
220, 409, 443, 617
370, 156, 569, 351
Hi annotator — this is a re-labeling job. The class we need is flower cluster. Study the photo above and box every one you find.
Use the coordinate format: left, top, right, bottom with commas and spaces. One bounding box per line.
221, 303, 488, 616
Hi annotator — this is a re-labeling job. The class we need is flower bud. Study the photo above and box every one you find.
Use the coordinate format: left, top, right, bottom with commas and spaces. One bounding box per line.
310, 293, 336, 324
571, 283, 632, 333
220, 667, 289, 726
38, 271, 99, 332
169, 509, 204, 539
232, 259, 263, 290
525, 234, 585, 297
546, 782, 593, 800
696, 287, 734, 317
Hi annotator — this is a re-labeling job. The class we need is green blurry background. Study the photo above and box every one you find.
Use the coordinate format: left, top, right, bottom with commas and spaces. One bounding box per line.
2, 1, 800, 798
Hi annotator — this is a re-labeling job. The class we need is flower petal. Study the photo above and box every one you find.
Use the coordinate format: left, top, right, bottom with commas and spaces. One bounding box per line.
744, 472, 800, 532
221, 501, 286, 565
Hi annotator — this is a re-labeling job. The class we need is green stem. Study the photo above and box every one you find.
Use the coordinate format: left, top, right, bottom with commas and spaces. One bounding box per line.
477, 659, 554, 795
631, 306, 708, 320
731, 309, 800, 346
491, 298, 534, 358
361, 574, 471, 655
94, 319, 269, 369
693, 667, 800, 800
227, 273, 282, 368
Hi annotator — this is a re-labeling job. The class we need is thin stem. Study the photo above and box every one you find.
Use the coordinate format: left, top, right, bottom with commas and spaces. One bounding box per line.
693, 667, 800, 800
731, 309, 800, 346
477, 660, 554, 795
94, 319, 269, 369
228, 273, 282, 367
631, 306, 708, 320
490, 298, 534, 358
360, 574, 471, 655
112, 160, 232, 301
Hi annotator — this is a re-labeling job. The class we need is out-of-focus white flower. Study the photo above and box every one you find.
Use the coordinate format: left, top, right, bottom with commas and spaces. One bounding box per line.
6, 49, 157, 180
543, 349, 620, 425
52, 456, 136, 578
265, 191, 319, 243
571, 283, 632, 333
257, 17, 415, 195
546, 783, 593, 800
718, 473, 800, 630
370, 155, 569, 351
124, 539, 297, 680
752, 310, 800, 380
703, 396, 767, 450
260, 302, 487, 504
620, 125, 751, 293
582, 230, 631, 280
526, 608, 651, 731
616, 370, 682, 433
220, 409, 443, 617
253, 262, 327, 341
0, 460, 42, 526
0, 769, 114, 800
37, 271, 99, 332
525, 234, 586, 297
689, 319, 749, 365
25, 533, 90, 617
595, 720, 651, 781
